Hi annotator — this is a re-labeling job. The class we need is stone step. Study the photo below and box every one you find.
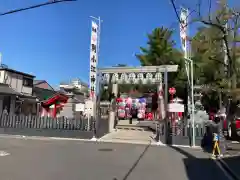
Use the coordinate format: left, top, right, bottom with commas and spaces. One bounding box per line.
116, 125, 150, 131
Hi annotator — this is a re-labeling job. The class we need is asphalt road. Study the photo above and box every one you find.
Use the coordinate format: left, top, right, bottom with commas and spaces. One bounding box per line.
0, 137, 232, 180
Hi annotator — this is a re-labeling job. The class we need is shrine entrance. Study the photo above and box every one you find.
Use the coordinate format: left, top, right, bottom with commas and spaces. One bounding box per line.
97, 65, 178, 135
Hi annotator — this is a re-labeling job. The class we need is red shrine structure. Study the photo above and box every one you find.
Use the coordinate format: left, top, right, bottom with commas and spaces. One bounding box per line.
40, 92, 69, 118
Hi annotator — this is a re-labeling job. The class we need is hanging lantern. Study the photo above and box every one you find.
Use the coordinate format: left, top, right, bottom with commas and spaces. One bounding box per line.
103, 85, 108, 90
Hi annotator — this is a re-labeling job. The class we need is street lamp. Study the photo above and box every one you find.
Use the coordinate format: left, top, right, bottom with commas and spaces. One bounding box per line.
184, 57, 195, 147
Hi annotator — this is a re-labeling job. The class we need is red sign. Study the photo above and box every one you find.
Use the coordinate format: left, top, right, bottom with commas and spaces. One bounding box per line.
169, 87, 176, 95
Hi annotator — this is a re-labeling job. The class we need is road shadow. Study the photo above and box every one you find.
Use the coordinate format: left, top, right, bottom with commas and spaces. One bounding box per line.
170, 146, 230, 180
221, 155, 240, 179
112, 142, 151, 180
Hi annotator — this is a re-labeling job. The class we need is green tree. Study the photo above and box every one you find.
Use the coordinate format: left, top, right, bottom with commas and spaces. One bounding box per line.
170, 0, 240, 102
136, 26, 186, 99
136, 27, 177, 65
191, 26, 227, 88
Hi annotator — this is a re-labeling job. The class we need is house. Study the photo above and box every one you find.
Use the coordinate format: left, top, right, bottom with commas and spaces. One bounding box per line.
33, 80, 68, 118
59, 78, 88, 118
59, 78, 88, 103
33, 80, 56, 101
0, 65, 38, 115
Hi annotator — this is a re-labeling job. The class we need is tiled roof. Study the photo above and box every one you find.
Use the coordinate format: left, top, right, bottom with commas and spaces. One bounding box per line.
33, 80, 45, 85
0, 67, 35, 78
74, 94, 85, 103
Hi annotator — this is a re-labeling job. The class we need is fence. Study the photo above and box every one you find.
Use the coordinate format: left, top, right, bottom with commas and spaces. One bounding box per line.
0, 113, 109, 139
157, 121, 206, 146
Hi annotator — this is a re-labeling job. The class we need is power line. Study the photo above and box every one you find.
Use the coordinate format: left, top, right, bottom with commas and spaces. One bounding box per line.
0, 0, 76, 16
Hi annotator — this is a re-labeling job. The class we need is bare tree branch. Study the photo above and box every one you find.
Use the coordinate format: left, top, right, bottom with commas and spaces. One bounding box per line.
0, 0, 76, 16
168, 0, 240, 91
199, 18, 231, 62
169, 0, 232, 62
209, 56, 228, 66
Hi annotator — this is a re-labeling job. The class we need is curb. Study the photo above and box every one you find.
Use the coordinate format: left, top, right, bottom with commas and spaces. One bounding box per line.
169, 144, 201, 149
218, 158, 240, 180
0, 134, 201, 149
98, 139, 157, 146
0, 134, 95, 142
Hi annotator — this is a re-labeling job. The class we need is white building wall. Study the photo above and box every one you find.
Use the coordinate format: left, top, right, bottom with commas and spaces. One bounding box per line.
75, 103, 84, 112
21, 86, 32, 95
0, 70, 33, 95
0, 70, 5, 83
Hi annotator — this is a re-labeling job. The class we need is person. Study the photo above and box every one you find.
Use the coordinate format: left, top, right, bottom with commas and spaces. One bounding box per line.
205, 111, 227, 157
3, 106, 8, 116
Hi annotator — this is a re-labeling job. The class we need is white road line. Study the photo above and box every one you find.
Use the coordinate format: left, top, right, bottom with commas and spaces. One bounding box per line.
49, 137, 93, 141
231, 141, 240, 144
98, 139, 155, 146
170, 144, 201, 149
0, 134, 95, 142
0, 151, 10, 157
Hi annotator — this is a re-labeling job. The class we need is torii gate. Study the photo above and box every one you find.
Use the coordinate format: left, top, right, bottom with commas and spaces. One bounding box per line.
97, 65, 179, 133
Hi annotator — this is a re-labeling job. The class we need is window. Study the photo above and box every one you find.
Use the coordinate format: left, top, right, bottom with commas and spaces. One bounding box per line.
23, 77, 33, 87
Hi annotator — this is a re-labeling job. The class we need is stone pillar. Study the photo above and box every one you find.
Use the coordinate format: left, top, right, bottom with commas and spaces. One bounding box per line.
36, 103, 40, 116
59, 94, 75, 118
112, 83, 118, 97
109, 111, 115, 132
108, 83, 118, 132
159, 76, 166, 120
164, 69, 169, 145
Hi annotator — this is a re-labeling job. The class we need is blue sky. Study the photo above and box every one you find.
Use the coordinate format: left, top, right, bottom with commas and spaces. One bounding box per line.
0, 0, 237, 87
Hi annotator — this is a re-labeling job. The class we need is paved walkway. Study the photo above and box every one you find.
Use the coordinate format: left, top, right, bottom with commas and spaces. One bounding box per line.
99, 129, 160, 145
227, 141, 240, 155
117, 120, 156, 128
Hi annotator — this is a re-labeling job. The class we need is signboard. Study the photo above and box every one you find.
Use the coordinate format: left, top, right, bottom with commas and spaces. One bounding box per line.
168, 103, 184, 112
84, 100, 94, 116
89, 21, 99, 99
75, 103, 85, 112
169, 87, 176, 95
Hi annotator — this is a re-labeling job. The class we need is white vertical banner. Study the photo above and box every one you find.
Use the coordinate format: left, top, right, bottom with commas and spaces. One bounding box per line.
223, 22, 228, 74
0, 53, 2, 65
89, 21, 99, 100
180, 7, 188, 58
180, 7, 190, 84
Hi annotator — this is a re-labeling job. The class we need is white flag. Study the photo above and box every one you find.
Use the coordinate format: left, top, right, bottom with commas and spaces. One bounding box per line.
180, 8, 190, 84
89, 21, 99, 99
179, 7, 188, 58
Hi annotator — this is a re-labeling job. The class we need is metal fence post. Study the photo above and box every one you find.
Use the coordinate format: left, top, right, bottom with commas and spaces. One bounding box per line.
91, 117, 97, 141
155, 123, 160, 141
188, 122, 192, 146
